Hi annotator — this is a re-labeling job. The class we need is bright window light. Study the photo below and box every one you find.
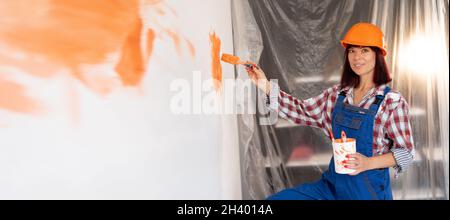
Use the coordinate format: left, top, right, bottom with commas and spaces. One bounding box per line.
398, 32, 447, 76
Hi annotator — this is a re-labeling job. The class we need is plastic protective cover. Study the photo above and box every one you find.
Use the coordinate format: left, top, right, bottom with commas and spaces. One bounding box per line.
232, 0, 448, 200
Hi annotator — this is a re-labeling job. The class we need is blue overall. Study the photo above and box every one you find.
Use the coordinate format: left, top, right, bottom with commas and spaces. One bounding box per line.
267, 87, 393, 200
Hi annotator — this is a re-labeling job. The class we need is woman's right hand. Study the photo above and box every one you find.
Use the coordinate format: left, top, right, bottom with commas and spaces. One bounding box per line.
244, 62, 272, 95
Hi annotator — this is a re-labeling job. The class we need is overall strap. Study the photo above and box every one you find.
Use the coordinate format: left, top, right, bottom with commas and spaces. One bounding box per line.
335, 90, 347, 109
369, 86, 391, 116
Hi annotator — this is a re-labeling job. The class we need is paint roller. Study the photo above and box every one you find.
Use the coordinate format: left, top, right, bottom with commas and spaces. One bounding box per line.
221, 53, 255, 68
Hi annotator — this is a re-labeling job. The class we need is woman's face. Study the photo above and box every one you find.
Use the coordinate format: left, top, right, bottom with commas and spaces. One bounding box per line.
348, 46, 376, 77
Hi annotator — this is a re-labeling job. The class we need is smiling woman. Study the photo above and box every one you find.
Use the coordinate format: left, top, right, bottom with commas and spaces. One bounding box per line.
245, 22, 414, 200
234, 0, 448, 200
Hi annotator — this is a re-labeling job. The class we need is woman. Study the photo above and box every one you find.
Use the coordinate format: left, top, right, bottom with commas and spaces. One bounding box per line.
245, 22, 415, 200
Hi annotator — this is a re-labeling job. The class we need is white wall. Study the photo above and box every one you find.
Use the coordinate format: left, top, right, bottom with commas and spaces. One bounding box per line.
0, 0, 240, 199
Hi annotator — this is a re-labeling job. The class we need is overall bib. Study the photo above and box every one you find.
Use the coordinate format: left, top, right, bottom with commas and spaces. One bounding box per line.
267, 87, 393, 200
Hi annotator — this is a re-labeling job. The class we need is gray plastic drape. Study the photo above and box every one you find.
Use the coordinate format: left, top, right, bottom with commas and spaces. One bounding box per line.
232, 0, 449, 200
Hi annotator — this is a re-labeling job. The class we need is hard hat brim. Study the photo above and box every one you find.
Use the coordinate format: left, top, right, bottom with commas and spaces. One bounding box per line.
341, 40, 387, 56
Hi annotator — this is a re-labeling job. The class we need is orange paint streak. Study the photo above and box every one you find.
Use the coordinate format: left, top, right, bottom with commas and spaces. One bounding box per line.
143, 0, 178, 17
144, 0, 166, 14
209, 32, 222, 92
0, 52, 59, 78
0, 77, 42, 114
91, 76, 117, 96
165, 4, 179, 17
115, 18, 145, 86
161, 30, 195, 58
77, 71, 118, 97
165, 30, 182, 56
185, 39, 196, 58
146, 29, 156, 60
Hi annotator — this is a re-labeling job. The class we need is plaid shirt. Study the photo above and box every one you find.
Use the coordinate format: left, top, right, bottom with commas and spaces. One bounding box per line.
266, 83, 415, 177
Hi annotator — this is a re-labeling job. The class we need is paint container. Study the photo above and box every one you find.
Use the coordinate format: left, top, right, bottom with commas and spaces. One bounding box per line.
332, 137, 356, 174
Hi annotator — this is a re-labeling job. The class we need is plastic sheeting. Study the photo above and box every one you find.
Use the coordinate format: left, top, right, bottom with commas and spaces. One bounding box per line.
232, 0, 449, 200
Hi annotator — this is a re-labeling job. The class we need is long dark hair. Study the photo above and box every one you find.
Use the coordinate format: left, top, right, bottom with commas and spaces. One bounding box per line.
340, 45, 392, 88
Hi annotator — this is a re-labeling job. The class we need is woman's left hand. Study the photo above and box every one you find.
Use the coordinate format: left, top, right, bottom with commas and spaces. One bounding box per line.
343, 153, 372, 175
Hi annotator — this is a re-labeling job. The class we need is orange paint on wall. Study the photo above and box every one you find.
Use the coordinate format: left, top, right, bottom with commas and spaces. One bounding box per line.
160, 30, 195, 58
0, 53, 60, 78
209, 32, 223, 92
0, 0, 195, 116
144, 0, 178, 17
144, 0, 165, 4
186, 39, 196, 58
0, 0, 141, 69
0, 0, 146, 95
114, 17, 146, 86
0, 77, 41, 114
74, 71, 118, 97
165, 30, 182, 56
146, 29, 156, 61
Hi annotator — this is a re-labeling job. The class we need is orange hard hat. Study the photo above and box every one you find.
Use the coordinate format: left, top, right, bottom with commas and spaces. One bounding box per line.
341, 22, 387, 56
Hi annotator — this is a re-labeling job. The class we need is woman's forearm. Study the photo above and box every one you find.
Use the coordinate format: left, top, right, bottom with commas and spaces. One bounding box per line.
368, 152, 397, 170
